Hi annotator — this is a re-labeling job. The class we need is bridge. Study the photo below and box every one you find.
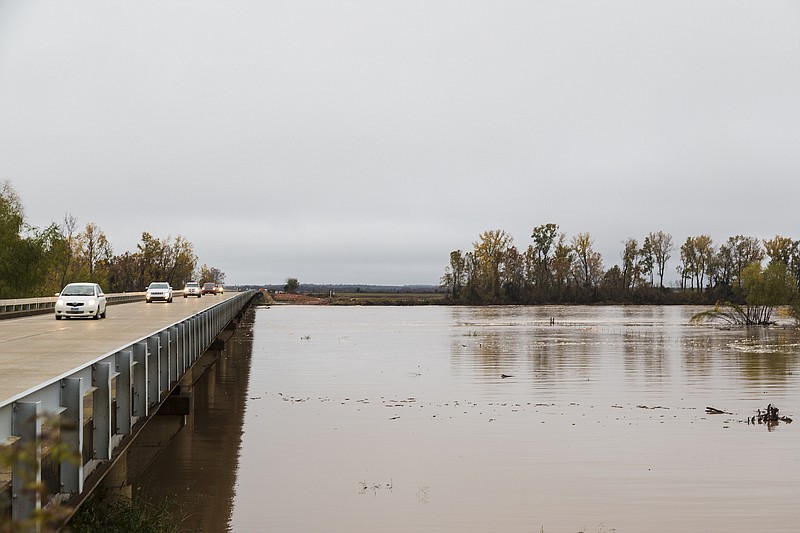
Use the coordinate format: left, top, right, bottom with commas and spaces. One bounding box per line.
0, 289, 261, 527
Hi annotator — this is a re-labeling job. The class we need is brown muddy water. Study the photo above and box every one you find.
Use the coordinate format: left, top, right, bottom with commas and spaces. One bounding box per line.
137, 305, 800, 532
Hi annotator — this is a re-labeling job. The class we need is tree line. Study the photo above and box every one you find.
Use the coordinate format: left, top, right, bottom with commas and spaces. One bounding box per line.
0, 180, 225, 298
441, 223, 800, 312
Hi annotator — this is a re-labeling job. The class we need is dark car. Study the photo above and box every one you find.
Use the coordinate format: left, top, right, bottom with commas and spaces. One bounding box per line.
202, 282, 217, 295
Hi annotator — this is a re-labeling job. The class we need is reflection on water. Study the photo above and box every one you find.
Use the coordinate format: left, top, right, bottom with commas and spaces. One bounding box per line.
141, 306, 800, 532
134, 310, 255, 532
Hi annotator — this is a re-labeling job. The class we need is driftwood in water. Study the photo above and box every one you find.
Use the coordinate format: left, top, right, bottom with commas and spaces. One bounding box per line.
746, 404, 793, 425
705, 406, 729, 414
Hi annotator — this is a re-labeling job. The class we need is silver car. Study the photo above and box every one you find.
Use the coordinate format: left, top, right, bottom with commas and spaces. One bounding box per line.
183, 281, 202, 298
55, 282, 107, 320
146, 282, 173, 303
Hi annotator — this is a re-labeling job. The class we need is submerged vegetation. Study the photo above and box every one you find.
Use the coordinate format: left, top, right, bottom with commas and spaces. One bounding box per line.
442, 225, 800, 317
690, 262, 799, 325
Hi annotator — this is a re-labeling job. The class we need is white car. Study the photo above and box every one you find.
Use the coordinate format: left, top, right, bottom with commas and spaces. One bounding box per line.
183, 281, 202, 298
55, 283, 107, 320
146, 282, 173, 303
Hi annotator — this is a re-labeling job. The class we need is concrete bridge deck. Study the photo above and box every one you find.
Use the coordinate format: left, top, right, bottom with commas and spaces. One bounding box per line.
0, 290, 260, 527
0, 292, 237, 404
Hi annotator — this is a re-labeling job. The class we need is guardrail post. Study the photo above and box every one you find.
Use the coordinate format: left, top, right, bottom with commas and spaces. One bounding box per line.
132, 341, 148, 419
11, 401, 41, 522
176, 323, 186, 376
94, 363, 112, 460
60, 378, 84, 494
188, 316, 197, 363
169, 326, 178, 386
116, 350, 133, 435
159, 330, 170, 393
147, 336, 160, 407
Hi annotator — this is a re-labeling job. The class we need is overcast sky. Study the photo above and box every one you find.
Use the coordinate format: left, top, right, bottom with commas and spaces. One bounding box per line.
1, 1, 798, 286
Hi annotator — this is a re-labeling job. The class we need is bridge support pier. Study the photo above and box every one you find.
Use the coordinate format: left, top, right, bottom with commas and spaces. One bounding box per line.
93, 344, 229, 506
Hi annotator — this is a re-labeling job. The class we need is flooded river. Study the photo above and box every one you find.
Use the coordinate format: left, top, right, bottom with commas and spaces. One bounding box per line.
137, 305, 800, 532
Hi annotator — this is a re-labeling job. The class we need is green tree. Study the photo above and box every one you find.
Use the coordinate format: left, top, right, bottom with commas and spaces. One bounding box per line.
638, 236, 655, 287
763, 235, 800, 291
472, 229, 513, 303
441, 250, 466, 300
502, 246, 525, 302
731, 235, 764, 289
621, 238, 640, 292
680, 235, 713, 292
135, 232, 198, 288
106, 252, 141, 292
44, 214, 79, 292
570, 232, 603, 297
763, 235, 795, 265
647, 230, 672, 289
76, 222, 113, 287
198, 264, 225, 286
600, 264, 625, 300
285, 278, 300, 293
530, 223, 560, 298
0, 181, 56, 297
713, 235, 763, 295
551, 239, 574, 301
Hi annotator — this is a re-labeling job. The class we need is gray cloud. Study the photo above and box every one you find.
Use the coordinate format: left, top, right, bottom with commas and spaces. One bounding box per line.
2, 1, 799, 285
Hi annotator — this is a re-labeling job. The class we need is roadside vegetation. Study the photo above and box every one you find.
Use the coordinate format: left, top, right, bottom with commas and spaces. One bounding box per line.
68, 493, 185, 533
0, 180, 225, 298
0, 418, 77, 532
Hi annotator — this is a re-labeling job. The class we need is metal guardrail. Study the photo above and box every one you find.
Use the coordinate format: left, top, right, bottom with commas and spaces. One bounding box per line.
0, 290, 260, 523
0, 292, 154, 320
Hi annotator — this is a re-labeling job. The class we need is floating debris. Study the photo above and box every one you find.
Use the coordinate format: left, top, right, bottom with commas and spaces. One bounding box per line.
359, 480, 393, 495
747, 403, 793, 425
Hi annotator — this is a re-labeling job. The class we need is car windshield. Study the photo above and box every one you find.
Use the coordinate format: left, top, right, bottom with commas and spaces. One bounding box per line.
150, 283, 169, 289
204, 283, 214, 288
186, 283, 198, 287
62, 285, 95, 296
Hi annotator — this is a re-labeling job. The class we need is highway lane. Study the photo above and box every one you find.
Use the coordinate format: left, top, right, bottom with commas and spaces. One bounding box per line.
0, 292, 238, 404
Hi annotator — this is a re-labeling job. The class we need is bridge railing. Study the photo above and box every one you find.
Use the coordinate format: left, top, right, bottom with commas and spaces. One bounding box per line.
0, 292, 155, 320
0, 290, 260, 524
